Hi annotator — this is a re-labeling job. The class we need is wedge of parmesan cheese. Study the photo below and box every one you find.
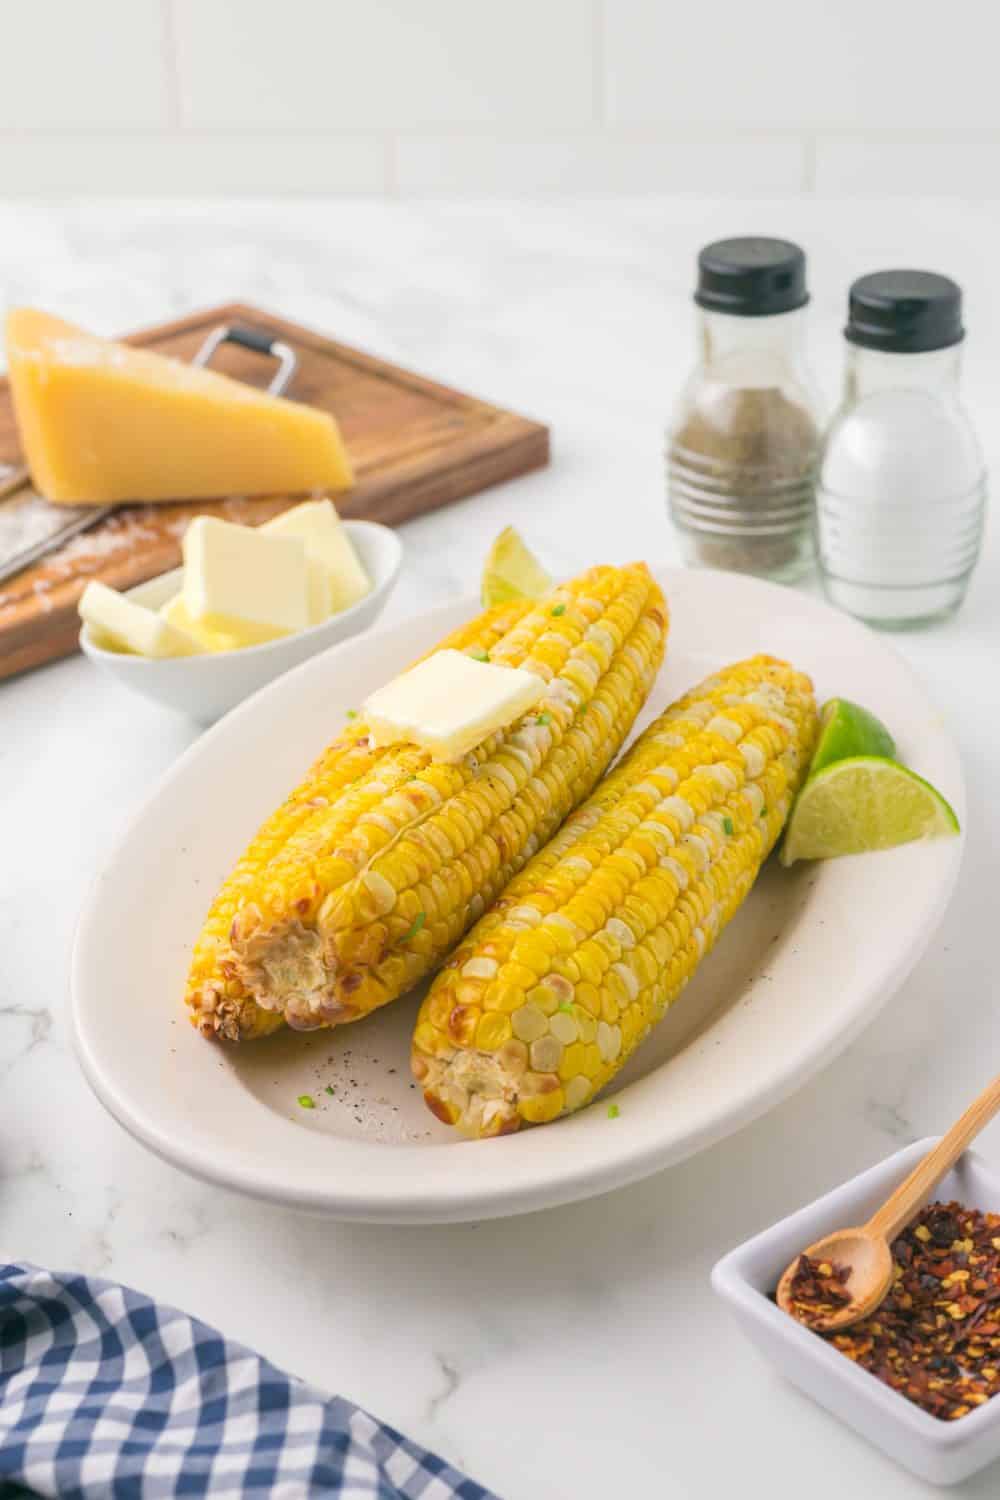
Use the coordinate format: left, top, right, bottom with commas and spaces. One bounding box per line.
6, 308, 353, 505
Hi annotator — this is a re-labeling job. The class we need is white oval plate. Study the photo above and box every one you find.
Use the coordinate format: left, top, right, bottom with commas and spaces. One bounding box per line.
72, 567, 965, 1223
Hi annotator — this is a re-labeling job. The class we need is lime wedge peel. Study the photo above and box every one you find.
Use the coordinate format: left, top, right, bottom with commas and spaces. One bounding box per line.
781, 756, 960, 866
809, 698, 896, 779
481, 527, 552, 608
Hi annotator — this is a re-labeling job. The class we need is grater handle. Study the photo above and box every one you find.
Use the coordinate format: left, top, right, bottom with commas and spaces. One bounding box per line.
191, 323, 298, 396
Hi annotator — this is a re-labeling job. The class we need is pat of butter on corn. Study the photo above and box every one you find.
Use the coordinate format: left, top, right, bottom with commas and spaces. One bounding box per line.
363, 648, 547, 762
182, 515, 309, 645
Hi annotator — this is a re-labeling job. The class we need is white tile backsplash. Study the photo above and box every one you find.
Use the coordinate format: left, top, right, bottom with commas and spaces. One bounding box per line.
0, 0, 170, 129
605, 0, 1000, 130
172, 0, 595, 129
0, 0, 996, 194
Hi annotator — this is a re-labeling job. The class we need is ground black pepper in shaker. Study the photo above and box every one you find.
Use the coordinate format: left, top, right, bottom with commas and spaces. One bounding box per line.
666, 237, 822, 581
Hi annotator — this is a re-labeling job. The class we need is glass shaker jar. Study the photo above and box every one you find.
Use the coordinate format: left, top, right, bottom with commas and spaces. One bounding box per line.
667, 237, 822, 582
817, 271, 986, 627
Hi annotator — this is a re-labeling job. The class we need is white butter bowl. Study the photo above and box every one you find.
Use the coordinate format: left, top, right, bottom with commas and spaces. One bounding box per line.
712, 1139, 1000, 1487
79, 518, 402, 724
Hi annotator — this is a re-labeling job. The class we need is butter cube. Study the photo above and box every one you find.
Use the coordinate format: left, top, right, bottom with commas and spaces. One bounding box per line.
306, 556, 333, 624
363, 648, 547, 762
263, 499, 369, 616
182, 515, 309, 645
80, 579, 204, 657
160, 592, 241, 653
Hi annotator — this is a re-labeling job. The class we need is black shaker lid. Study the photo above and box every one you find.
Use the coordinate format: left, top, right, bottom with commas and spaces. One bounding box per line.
694, 237, 809, 317
846, 270, 964, 353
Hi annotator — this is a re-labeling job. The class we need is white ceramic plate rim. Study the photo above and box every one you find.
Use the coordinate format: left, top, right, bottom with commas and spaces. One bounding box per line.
71, 566, 965, 1222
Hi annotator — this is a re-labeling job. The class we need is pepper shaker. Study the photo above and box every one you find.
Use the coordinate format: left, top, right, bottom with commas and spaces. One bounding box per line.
666, 237, 822, 582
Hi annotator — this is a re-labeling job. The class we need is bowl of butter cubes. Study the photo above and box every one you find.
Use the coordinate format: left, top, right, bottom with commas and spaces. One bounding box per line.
78, 500, 402, 723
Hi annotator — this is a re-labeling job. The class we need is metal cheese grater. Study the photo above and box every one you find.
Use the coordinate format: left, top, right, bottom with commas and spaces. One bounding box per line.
0, 323, 298, 586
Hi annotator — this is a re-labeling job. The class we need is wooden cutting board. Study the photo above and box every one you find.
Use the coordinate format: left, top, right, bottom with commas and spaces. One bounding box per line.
0, 302, 548, 680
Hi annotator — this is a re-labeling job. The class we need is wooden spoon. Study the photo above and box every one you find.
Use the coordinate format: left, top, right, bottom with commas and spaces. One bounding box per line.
777, 1074, 1000, 1334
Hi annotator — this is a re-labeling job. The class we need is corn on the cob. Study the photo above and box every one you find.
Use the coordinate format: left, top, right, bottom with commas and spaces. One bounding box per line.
186, 597, 534, 1041
412, 655, 818, 1137
223, 564, 668, 1033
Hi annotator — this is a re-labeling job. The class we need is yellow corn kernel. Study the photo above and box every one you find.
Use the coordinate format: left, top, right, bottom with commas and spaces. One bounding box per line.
574, 1009, 598, 1045
476, 1011, 513, 1051
527, 982, 561, 1016
426, 988, 456, 1032
511, 1005, 548, 1043
564, 1075, 592, 1112
519, 1087, 565, 1124
559, 1041, 588, 1081
498, 960, 543, 993
413, 1021, 448, 1058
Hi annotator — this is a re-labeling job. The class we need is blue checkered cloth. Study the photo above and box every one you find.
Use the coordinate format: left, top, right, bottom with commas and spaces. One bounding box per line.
0, 1262, 499, 1498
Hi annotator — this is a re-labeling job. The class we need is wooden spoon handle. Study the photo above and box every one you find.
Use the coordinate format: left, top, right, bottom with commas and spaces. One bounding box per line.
867, 1074, 1000, 1244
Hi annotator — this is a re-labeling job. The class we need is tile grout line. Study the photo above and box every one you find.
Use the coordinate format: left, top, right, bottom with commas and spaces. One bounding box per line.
3, 125, 1000, 146
160, 0, 182, 131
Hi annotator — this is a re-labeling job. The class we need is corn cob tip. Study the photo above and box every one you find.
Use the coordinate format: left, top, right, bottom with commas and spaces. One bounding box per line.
414, 1047, 525, 1136
186, 982, 286, 1043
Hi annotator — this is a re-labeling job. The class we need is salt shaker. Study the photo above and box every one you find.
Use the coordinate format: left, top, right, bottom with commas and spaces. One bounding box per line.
817, 271, 986, 626
667, 237, 822, 582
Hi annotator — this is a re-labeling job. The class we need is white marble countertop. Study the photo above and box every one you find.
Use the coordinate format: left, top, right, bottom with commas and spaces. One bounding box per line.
1, 196, 998, 1499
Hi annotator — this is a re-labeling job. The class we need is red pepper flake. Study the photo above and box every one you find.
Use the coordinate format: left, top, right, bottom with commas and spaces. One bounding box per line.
786, 1202, 1000, 1421
786, 1254, 853, 1326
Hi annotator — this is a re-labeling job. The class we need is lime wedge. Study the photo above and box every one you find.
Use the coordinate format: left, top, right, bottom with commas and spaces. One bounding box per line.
809, 698, 896, 778
781, 757, 959, 865
481, 527, 552, 608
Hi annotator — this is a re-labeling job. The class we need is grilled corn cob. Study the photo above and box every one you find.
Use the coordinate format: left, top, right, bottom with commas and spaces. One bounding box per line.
412, 655, 817, 1136
187, 597, 534, 1040
224, 564, 668, 1033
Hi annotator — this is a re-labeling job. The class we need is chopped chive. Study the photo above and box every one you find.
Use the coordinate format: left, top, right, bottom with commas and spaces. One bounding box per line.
760, 805, 768, 817
723, 816, 734, 836
298, 1094, 315, 1110
346, 709, 358, 719
558, 1000, 574, 1014
403, 911, 426, 941
536, 711, 551, 726
551, 603, 566, 617
325, 1085, 335, 1096
607, 1103, 620, 1120
470, 649, 490, 662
